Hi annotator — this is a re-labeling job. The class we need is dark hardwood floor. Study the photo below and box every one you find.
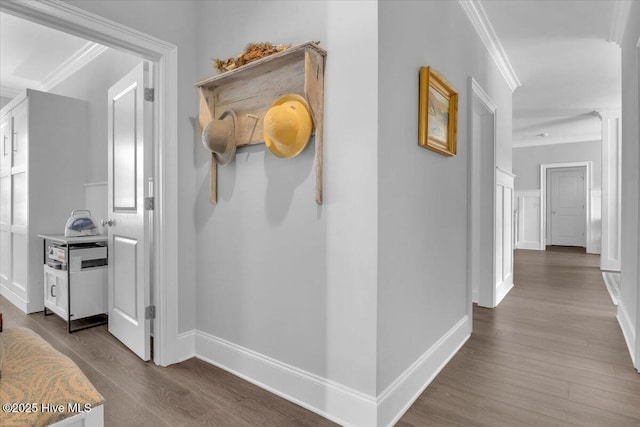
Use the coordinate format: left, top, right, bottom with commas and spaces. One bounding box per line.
399, 246, 640, 426
0, 296, 337, 426
2, 246, 639, 426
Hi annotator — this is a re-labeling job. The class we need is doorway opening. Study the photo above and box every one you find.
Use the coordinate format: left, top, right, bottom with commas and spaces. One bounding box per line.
468, 77, 513, 312
0, 1, 179, 366
539, 161, 592, 252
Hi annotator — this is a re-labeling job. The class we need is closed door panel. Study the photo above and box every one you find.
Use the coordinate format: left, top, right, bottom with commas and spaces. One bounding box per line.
0, 114, 10, 174
112, 236, 138, 322
11, 100, 28, 170
11, 233, 26, 297
12, 173, 27, 227
0, 176, 10, 224
113, 88, 137, 211
0, 230, 10, 284
550, 169, 585, 247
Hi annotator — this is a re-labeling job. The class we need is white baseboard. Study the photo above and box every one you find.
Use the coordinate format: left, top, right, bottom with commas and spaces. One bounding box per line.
617, 303, 636, 367
472, 289, 479, 303
175, 329, 196, 363
377, 315, 471, 427
516, 241, 541, 250
587, 243, 601, 255
1, 283, 29, 313
601, 272, 620, 306
495, 274, 514, 306
195, 330, 377, 427
601, 259, 621, 272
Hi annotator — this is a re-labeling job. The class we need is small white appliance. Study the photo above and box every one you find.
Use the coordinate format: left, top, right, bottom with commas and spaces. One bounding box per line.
64, 210, 99, 237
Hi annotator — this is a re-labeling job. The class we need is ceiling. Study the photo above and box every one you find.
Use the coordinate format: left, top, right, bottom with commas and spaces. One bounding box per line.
482, 0, 622, 147
1, 2, 625, 148
0, 12, 106, 99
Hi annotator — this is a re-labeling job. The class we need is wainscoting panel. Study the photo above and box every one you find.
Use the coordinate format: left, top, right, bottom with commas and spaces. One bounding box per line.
515, 190, 541, 250
589, 188, 602, 254
495, 169, 514, 306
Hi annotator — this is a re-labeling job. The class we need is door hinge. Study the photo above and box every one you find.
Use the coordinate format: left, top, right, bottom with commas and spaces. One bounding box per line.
144, 88, 155, 102
145, 305, 156, 320
144, 196, 154, 211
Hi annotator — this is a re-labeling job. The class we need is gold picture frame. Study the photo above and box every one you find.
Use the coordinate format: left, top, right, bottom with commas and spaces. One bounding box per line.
419, 66, 458, 156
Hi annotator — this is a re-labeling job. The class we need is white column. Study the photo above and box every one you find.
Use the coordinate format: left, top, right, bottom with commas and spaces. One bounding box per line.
598, 110, 621, 271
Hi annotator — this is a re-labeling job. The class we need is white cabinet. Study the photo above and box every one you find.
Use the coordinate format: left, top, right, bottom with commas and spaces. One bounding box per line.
41, 234, 108, 332
0, 90, 87, 313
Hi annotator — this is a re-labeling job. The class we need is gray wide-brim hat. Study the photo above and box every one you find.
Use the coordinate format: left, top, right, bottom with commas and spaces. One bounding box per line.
201, 110, 237, 166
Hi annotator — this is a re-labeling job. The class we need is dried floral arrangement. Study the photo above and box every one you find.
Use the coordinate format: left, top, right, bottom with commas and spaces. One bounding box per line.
212, 42, 291, 73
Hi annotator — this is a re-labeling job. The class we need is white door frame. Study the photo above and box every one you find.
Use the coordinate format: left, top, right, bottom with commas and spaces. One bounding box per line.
547, 167, 587, 247
635, 40, 640, 373
1, 0, 180, 366
468, 77, 497, 312
539, 161, 592, 251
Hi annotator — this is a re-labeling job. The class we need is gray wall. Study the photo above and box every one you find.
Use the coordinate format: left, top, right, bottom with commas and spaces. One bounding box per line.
377, 0, 513, 393
620, 1, 640, 367
65, 0, 200, 334
513, 140, 602, 191
49, 48, 141, 183
194, 0, 379, 395
0, 97, 12, 109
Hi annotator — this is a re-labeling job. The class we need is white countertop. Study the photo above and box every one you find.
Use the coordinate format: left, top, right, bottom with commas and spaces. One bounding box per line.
37, 234, 108, 244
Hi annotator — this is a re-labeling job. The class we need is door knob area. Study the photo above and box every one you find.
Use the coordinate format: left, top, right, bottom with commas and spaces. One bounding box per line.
101, 219, 114, 227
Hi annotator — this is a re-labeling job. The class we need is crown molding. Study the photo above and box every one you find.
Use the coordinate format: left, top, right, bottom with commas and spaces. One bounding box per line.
596, 109, 621, 120
608, 1, 632, 45
459, 0, 521, 91
38, 41, 108, 91
513, 135, 601, 149
0, 86, 22, 99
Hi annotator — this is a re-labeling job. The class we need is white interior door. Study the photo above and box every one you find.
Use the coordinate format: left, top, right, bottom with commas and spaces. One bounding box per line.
106, 62, 152, 360
550, 168, 585, 247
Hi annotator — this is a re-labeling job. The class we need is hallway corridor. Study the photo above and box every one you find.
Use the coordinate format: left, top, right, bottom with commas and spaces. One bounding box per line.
399, 247, 640, 426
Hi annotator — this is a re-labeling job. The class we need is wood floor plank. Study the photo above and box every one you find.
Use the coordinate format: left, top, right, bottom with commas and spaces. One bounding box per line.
399, 247, 640, 426
0, 295, 334, 427
2, 246, 638, 426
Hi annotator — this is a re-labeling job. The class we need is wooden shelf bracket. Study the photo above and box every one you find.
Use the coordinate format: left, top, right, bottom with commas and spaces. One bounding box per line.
195, 41, 327, 205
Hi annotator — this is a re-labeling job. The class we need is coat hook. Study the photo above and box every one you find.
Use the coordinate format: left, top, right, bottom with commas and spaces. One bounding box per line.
246, 114, 259, 144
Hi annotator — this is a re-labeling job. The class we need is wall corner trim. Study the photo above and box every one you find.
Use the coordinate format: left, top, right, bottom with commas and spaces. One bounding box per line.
377, 315, 471, 427
608, 1, 632, 46
176, 329, 196, 363
458, 0, 521, 91
194, 330, 377, 427
192, 317, 470, 427
595, 109, 621, 120
617, 303, 637, 366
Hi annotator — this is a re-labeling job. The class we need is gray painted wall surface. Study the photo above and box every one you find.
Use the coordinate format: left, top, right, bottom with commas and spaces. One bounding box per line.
0, 97, 12, 109
194, 0, 379, 395
620, 2, 640, 364
49, 48, 141, 183
513, 140, 602, 191
377, 0, 513, 393
65, 0, 200, 334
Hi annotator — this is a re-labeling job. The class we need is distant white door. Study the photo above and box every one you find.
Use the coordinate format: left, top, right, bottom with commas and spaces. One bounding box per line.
106, 62, 152, 360
550, 168, 585, 247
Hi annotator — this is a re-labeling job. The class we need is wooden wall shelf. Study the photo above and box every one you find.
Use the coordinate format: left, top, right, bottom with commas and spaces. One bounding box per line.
195, 41, 327, 204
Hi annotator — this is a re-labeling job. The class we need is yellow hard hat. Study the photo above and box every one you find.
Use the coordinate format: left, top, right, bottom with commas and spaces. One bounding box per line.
263, 94, 314, 158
